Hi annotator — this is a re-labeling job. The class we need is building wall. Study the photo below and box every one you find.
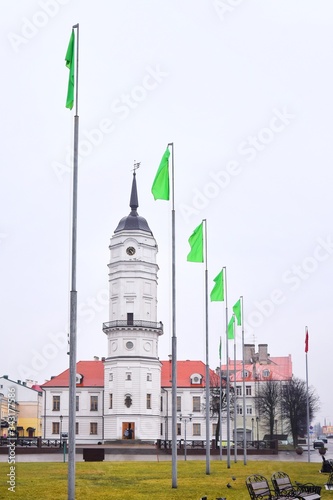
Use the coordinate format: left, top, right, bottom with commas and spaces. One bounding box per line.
42, 387, 104, 444
104, 357, 161, 440
0, 377, 42, 437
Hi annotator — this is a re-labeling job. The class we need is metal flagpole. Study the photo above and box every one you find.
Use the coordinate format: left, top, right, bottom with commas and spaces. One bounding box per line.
219, 333, 222, 461
68, 23, 79, 500
169, 142, 178, 488
241, 296, 247, 465
225, 268, 231, 468
305, 326, 310, 463
203, 219, 210, 475
233, 316, 237, 463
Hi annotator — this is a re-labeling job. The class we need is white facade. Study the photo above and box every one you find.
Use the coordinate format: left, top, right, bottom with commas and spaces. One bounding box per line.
42, 368, 104, 445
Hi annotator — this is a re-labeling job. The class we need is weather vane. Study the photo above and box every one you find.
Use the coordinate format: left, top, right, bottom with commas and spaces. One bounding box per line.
132, 161, 141, 172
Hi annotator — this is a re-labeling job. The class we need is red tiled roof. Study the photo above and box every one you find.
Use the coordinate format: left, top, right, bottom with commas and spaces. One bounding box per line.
161, 360, 215, 388
42, 361, 104, 388
31, 384, 43, 392
220, 355, 292, 382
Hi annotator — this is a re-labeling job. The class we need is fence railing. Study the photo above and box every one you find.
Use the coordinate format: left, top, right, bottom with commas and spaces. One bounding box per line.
103, 320, 163, 332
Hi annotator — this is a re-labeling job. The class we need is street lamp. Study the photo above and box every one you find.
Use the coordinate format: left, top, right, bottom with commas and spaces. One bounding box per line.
59, 415, 63, 448
256, 416, 259, 450
179, 413, 192, 461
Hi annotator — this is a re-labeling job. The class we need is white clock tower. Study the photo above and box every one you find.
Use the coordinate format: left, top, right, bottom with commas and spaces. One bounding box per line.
103, 171, 163, 441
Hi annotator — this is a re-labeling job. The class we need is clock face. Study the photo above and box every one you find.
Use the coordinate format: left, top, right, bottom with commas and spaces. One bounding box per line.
126, 246, 136, 256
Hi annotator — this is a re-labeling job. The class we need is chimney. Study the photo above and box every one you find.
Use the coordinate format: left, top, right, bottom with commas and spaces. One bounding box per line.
244, 344, 255, 363
93, 356, 99, 361
258, 344, 268, 363
3, 375, 8, 379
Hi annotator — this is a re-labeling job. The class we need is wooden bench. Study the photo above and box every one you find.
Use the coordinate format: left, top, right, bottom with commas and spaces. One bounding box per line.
271, 471, 321, 500
246, 474, 294, 499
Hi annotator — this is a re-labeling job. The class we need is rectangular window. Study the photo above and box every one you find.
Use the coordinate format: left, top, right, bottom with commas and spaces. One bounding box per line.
160, 423, 163, 436
127, 313, 134, 325
109, 372, 113, 381
90, 395, 98, 411
236, 404, 243, 415
146, 393, 152, 409
212, 423, 217, 436
236, 386, 242, 396
246, 406, 252, 415
160, 396, 163, 412
75, 422, 79, 435
147, 372, 152, 381
76, 395, 79, 411
90, 422, 98, 435
177, 423, 181, 436
176, 396, 181, 412
52, 422, 59, 434
109, 394, 113, 409
192, 396, 201, 412
52, 396, 60, 411
246, 385, 252, 396
193, 423, 201, 436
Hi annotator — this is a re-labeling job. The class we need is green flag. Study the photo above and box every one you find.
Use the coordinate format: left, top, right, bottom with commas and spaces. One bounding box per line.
210, 270, 224, 301
187, 222, 204, 262
65, 30, 75, 110
219, 338, 222, 360
151, 148, 170, 200
233, 299, 241, 326
227, 315, 235, 340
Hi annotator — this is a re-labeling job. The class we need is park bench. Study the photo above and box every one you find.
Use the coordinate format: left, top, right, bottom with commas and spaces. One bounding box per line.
325, 472, 333, 490
246, 473, 296, 499
271, 471, 321, 500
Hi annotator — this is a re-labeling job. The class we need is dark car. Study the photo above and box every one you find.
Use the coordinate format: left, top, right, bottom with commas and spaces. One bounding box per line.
313, 439, 325, 449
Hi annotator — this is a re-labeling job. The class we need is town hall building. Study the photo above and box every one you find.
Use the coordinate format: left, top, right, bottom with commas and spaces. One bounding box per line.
41, 172, 293, 444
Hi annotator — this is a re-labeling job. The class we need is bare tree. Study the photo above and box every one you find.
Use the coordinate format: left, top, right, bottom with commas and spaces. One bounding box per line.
209, 370, 234, 444
280, 376, 320, 447
256, 380, 281, 439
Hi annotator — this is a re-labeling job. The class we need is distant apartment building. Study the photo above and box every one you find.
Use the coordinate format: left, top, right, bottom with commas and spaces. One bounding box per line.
0, 376, 42, 437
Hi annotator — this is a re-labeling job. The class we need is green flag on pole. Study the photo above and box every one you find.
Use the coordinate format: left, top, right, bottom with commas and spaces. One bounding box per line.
151, 148, 170, 200
233, 299, 241, 326
65, 30, 75, 110
187, 222, 204, 262
210, 270, 224, 301
228, 315, 235, 340
219, 338, 222, 360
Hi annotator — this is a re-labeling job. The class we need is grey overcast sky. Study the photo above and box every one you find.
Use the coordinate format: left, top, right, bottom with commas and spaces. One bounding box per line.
1, 0, 333, 426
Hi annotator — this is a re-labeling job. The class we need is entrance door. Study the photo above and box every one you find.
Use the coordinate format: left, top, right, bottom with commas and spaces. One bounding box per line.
122, 422, 135, 439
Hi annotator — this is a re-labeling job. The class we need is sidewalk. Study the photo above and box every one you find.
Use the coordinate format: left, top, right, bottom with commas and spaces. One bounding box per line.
0, 448, 328, 463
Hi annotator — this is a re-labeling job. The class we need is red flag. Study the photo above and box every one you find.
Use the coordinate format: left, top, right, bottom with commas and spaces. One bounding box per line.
305, 328, 309, 353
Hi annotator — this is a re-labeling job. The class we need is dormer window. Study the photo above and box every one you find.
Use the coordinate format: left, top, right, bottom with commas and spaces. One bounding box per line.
262, 369, 270, 377
190, 373, 202, 385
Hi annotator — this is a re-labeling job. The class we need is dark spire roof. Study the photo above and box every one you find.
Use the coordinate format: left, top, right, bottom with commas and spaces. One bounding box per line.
114, 172, 152, 234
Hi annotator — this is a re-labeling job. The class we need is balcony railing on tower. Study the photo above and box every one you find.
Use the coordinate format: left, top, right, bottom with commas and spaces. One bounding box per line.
102, 320, 163, 333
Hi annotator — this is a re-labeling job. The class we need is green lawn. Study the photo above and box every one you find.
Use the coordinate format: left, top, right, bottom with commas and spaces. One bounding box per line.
0, 460, 329, 499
